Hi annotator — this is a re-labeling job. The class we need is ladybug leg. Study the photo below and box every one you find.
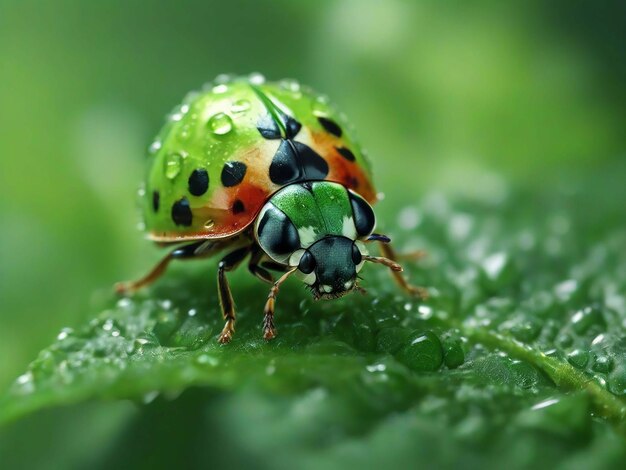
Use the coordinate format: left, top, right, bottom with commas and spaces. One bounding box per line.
365, 241, 428, 300
115, 240, 213, 294
248, 247, 275, 284
367, 233, 426, 261
262, 267, 297, 340
217, 246, 252, 344
394, 250, 427, 262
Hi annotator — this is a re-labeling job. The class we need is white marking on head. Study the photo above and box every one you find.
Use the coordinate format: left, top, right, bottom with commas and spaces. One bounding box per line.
344, 280, 354, 290
355, 240, 368, 273
321, 284, 333, 293
341, 216, 357, 239
289, 249, 305, 267
298, 226, 318, 247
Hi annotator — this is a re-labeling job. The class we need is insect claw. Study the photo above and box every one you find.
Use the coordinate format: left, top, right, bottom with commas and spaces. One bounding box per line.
354, 285, 368, 295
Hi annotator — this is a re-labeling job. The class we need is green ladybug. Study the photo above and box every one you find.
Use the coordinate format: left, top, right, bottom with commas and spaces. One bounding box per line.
117, 74, 427, 343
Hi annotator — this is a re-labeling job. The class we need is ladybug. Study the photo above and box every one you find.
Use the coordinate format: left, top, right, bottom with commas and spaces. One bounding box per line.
117, 74, 427, 343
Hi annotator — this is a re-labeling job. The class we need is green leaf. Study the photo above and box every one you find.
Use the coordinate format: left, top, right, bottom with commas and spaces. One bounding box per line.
2, 179, 626, 468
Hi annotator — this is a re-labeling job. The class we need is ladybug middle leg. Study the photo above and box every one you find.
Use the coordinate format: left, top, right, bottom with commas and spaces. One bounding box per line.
363, 234, 428, 299
216, 246, 252, 344
248, 248, 296, 340
247, 247, 275, 284
261, 267, 297, 341
115, 240, 218, 294
377, 241, 428, 299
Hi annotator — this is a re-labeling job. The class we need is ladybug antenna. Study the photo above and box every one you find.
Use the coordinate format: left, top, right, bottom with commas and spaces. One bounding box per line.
367, 233, 391, 243
363, 255, 403, 272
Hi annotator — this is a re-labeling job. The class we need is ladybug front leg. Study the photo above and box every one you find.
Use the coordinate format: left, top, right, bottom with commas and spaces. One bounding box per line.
262, 267, 297, 340
364, 235, 428, 299
115, 240, 214, 294
217, 246, 252, 344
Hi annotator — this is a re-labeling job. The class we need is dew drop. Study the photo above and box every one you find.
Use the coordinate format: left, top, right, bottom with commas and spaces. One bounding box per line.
204, 219, 215, 229
117, 298, 132, 309
196, 354, 219, 367
395, 330, 443, 372
591, 333, 607, 347
212, 84, 229, 94
567, 349, 589, 369
312, 96, 330, 117
570, 306, 605, 334
14, 371, 35, 394
214, 73, 234, 84
366, 363, 387, 373
482, 252, 508, 281
164, 153, 183, 180
531, 397, 560, 410
102, 319, 114, 331
279, 78, 302, 98
417, 305, 433, 320
56, 327, 73, 341
208, 112, 233, 135
555, 279, 578, 300
178, 124, 192, 141
443, 337, 465, 369
169, 104, 188, 122
231, 99, 250, 114
280, 78, 301, 92
608, 365, 626, 395
510, 319, 542, 343
149, 140, 162, 154
592, 354, 613, 373
248, 72, 265, 85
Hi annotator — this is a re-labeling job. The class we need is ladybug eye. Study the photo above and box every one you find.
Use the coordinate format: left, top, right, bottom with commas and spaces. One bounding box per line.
352, 243, 362, 265
298, 251, 316, 274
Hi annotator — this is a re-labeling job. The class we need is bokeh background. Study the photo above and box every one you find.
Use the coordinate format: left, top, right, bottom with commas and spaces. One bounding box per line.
0, 0, 624, 467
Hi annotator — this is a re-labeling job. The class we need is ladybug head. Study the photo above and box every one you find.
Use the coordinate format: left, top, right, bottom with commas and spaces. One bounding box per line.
254, 182, 376, 300
293, 236, 366, 300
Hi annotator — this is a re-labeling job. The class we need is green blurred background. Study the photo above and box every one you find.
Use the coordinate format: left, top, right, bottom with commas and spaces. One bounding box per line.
0, 0, 624, 466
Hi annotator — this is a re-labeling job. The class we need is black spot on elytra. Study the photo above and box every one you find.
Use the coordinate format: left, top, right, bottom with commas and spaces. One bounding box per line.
232, 199, 245, 214
349, 193, 375, 236
257, 205, 300, 256
284, 114, 302, 139
221, 162, 247, 187
171, 197, 193, 226
257, 113, 281, 139
318, 117, 342, 137
269, 140, 329, 185
336, 146, 356, 162
152, 190, 160, 212
257, 111, 302, 140
188, 168, 209, 196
